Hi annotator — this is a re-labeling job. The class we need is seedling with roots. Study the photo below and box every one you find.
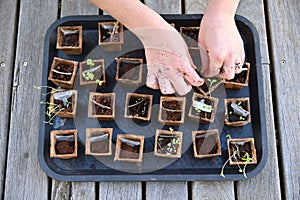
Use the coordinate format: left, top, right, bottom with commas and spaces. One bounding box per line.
82, 59, 104, 86
157, 128, 181, 155
207, 78, 217, 96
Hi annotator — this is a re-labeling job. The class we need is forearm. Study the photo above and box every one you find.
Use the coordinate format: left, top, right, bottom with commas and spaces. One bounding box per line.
205, 0, 239, 17
89, 0, 170, 29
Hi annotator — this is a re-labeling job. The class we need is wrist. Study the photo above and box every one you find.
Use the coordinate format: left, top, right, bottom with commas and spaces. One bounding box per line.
205, 0, 239, 17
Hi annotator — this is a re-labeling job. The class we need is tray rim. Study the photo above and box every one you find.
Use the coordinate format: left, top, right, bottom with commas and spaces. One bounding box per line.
38, 14, 268, 182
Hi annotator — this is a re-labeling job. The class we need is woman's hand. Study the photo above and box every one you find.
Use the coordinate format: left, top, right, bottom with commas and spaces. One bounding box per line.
198, 0, 244, 80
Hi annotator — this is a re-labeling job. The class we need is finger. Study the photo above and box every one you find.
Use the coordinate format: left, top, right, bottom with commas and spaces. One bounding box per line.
157, 71, 175, 94
203, 52, 224, 77
179, 63, 204, 87
235, 50, 245, 74
166, 69, 192, 95
199, 46, 209, 74
222, 54, 237, 80
146, 69, 159, 90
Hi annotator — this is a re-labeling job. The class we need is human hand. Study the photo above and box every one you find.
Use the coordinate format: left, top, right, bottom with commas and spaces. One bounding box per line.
198, 12, 245, 80
133, 27, 204, 95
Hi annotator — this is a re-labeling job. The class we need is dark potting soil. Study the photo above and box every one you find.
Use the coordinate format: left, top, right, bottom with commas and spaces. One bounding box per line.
52, 62, 74, 81
161, 100, 182, 121
119, 60, 140, 80
128, 96, 149, 117
90, 140, 109, 153
54, 97, 73, 113
229, 141, 252, 162
62, 33, 79, 47
196, 134, 218, 155
93, 96, 112, 115
55, 140, 75, 154
227, 100, 249, 122
192, 97, 213, 120
119, 142, 140, 159
181, 28, 199, 47
228, 70, 247, 83
157, 135, 180, 155
199, 82, 209, 93
100, 24, 120, 42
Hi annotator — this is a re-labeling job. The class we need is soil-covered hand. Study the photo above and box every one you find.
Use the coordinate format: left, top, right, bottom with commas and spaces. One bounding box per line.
133, 28, 204, 95
198, 10, 245, 80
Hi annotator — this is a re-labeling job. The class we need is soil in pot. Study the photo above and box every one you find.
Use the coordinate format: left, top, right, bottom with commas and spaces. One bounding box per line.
128, 96, 150, 118
119, 138, 140, 159
119, 59, 141, 80
81, 62, 104, 82
229, 141, 252, 162
100, 23, 120, 42
55, 134, 75, 154
60, 28, 79, 47
93, 96, 112, 116
161, 100, 182, 121
89, 132, 109, 153
191, 97, 213, 120
181, 28, 199, 47
228, 70, 247, 84
52, 62, 74, 81
195, 134, 218, 155
227, 100, 249, 122
54, 96, 74, 113
156, 134, 180, 155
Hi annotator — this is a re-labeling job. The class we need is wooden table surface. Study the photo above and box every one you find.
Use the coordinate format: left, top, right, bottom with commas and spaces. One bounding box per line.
0, 0, 298, 199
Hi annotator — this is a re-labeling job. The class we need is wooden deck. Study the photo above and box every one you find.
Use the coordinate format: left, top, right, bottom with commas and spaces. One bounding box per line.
0, 0, 298, 199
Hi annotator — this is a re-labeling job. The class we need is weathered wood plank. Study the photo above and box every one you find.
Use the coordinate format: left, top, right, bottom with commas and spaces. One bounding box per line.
146, 182, 188, 200
144, 0, 181, 14
51, 181, 71, 200
192, 181, 234, 199
99, 182, 142, 200
3, 0, 58, 199
266, 1, 300, 199
184, 0, 207, 14
50, 1, 98, 200
0, 0, 18, 198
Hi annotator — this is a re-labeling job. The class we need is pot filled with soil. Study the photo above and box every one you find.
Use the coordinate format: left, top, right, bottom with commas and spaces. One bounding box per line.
48, 57, 78, 89
124, 93, 153, 121
98, 21, 124, 52
116, 57, 143, 84
225, 97, 251, 126
50, 129, 77, 159
49, 89, 78, 118
85, 128, 113, 156
158, 96, 186, 126
80, 59, 106, 86
192, 129, 221, 158
88, 92, 115, 120
56, 26, 83, 55
195, 78, 221, 96
180, 26, 199, 49
223, 62, 250, 89
114, 134, 144, 163
154, 129, 183, 158
188, 93, 219, 123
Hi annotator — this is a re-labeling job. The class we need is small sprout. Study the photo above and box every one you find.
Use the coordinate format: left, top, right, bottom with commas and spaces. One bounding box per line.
229, 111, 233, 115
87, 59, 95, 67
169, 127, 174, 132
207, 78, 217, 96
237, 101, 242, 106
240, 116, 245, 121
220, 151, 237, 178
226, 135, 232, 139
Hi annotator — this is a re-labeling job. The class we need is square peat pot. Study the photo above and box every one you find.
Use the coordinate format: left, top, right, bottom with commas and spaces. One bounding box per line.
80, 59, 106, 86
98, 21, 124, 52
192, 129, 221, 159
48, 57, 78, 89
225, 97, 251, 126
124, 93, 153, 121
56, 26, 83, 55
158, 96, 186, 126
114, 134, 144, 163
49, 89, 78, 118
115, 57, 143, 84
188, 93, 219, 123
223, 62, 250, 89
39, 14, 268, 182
88, 92, 116, 120
180, 26, 199, 49
50, 129, 78, 159
154, 129, 183, 158
85, 128, 113, 156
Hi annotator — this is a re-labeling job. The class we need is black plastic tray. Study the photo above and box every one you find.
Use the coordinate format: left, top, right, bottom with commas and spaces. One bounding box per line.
38, 15, 268, 181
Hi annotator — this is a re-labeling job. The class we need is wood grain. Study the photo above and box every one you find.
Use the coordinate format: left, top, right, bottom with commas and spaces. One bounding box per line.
192, 181, 234, 199
146, 182, 188, 200
51, 181, 71, 200
266, 1, 300, 199
50, 1, 98, 200
99, 182, 142, 200
145, 0, 181, 14
3, 0, 58, 199
184, 0, 207, 14
0, 0, 18, 198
